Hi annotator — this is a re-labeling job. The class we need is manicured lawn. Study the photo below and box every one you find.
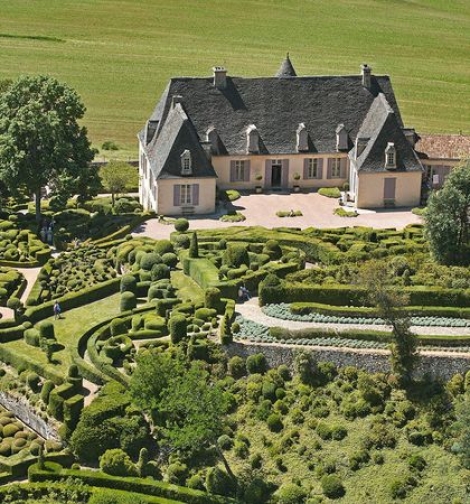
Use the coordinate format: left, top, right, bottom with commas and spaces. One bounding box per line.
4, 293, 121, 376
0, 0, 469, 154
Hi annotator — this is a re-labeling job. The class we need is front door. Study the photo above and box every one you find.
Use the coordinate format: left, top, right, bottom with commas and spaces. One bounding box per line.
271, 164, 282, 187
384, 177, 396, 205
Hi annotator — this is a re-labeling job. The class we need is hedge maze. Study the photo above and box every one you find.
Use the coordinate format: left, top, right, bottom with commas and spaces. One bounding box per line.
1, 216, 470, 502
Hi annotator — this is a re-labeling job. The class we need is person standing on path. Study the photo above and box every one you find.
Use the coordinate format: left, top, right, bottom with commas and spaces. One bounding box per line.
53, 300, 61, 320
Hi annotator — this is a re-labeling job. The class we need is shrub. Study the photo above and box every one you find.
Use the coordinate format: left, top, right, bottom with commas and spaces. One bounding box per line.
228, 356, 245, 378
174, 218, 189, 233
99, 448, 137, 477
161, 252, 178, 268
316, 422, 332, 440
217, 434, 233, 451
267, 413, 283, 432
318, 187, 341, 198
205, 466, 236, 497
189, 232, 199, 258
150, 263, 170, 281
408, 454, 427, 472
275, 483, 308, 504
321, 474, 345, 498
205, 287, 221, 310
120, 274, 137, 293
246, 353, 267, 374
223, 244, 249, 268
101, 140, 119, 150
262, 240, 282, 260
166, 461, 188, 485
40, 380, 55, 404
38, 320, 55, 340
120, 291, 136, 312
110, 317, 128, 336
140, 252, 162, 271
169, 315, 187, 344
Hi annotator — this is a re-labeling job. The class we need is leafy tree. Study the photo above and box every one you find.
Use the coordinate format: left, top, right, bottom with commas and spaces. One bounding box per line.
0, 75, 96, 221
100, 160, 137, 206
425, 160, 470, 265
360, 260, 418, 387
452, 398, 470, 468
130, 350, 233, 477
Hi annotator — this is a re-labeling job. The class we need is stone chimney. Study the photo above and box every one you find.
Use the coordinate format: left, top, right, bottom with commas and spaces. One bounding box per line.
213, 66, 227, 90
356, 137, 369, 158
361, 64, 372, 89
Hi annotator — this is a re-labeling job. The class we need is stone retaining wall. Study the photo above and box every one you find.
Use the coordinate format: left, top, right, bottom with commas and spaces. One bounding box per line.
0, 391, 61, 442
226, 342, 470, 381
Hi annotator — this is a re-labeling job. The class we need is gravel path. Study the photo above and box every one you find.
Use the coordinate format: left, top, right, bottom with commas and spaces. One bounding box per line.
0, 266, 41, 320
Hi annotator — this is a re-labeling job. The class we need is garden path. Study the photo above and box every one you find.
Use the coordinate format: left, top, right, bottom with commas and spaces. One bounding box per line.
0, 266, 41, 320
235, 297, 470, 358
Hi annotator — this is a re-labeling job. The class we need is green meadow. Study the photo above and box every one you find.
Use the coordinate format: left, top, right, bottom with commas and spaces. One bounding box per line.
0, 0, 469, 157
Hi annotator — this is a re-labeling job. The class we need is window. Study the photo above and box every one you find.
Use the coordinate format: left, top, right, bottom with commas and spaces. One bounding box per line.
234, 160, 246, 181
385, 142, 396, 169
307, 158, 318, 178
179, 184, 192, 205
180, 149, 192, 175
331, 158, 341, 178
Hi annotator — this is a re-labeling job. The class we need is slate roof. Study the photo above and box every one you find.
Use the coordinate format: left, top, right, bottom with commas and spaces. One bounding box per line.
146, 103, 217, 180
351, 94, 422, 173
141, 64, 419, 178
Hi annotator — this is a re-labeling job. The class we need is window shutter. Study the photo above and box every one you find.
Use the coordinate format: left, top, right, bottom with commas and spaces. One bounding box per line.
192, 184, 199, 206
173, 185, 181, 206
317, 159, 324, 179
327, 159, 333, 179
230, 161, 236, 182
281, 159, 289, 187
264, 160, 272, 186
303, 159, 309, 179
340, 158, 347, 178
244, 160, 251, 182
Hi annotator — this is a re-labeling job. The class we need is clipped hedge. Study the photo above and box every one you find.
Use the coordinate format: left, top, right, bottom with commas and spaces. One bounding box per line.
28, 464, 237, 504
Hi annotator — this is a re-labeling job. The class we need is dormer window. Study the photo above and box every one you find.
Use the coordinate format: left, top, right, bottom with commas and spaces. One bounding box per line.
246, 125, 259, 154
296, 123, 309, 152
385, 142, 396, 169
336, 124, 348, 151
180, 149, 192, 175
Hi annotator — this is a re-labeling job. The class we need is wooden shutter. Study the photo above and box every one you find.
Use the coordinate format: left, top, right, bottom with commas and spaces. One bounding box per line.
173, 185, 181, 206
244, 160, 251, 182
281, 159, 289, 187
340, 158, 347, 178
303, 159, 309, 179
327, 159, 333, 179
264, 160, 272, 186
317, 158, 324, 179
230, 161, 236, 182
192, 184, 199, 206
384, 178, 396, 199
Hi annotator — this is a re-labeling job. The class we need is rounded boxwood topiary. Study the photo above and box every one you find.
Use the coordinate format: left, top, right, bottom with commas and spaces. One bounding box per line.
161, 252, 178, 268
321, 474, 345, 499
38, 320, 55, 340
246, 353, 267, 375
140, 252, 162, 271
154, 239, 174, 255
120, 274, 137, 293
275, 483, 307, 504
120, 291, 137, 312
150, 263, 170, 281
228, 356, 246, 379
267, 413, 283, 433
174, 218, 189, 233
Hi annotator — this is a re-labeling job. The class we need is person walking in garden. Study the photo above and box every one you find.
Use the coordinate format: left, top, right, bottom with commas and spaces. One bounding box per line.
53, 300, 61, 320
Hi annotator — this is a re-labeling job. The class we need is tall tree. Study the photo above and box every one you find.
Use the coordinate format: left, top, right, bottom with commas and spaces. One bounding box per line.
100, 160, 137, 206
0, 75, 95, 221
424, 160, 470, 265
360, 260, 418, 387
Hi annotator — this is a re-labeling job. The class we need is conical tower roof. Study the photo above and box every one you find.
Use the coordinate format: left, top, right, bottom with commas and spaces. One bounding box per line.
275, 53, 297, 77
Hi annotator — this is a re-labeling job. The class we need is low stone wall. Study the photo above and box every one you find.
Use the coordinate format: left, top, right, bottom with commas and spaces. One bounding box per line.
226, 341, 470, 381
0, 391, 61, 442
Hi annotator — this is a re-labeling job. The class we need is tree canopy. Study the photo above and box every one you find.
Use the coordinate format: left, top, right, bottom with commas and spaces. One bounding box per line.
424, 161, 470, 265
0, 75, 97, 220
99, 160, 137, 206
130, 349, 228, 455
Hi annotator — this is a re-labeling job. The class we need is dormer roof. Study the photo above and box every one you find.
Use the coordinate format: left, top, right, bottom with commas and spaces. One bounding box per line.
276, 54, 297, 78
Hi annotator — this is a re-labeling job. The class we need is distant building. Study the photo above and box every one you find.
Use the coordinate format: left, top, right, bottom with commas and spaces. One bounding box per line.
139, 56, 424, 215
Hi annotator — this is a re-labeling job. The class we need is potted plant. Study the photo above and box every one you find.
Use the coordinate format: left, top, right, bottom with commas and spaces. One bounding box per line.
255, 174, 263, 193
293, 173, 301, 192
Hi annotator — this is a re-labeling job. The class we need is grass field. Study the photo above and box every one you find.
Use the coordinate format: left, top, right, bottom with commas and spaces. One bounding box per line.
1, 0, 469, 157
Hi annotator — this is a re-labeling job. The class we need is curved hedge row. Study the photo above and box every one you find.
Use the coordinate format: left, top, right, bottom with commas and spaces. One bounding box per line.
28, 463, 237, 504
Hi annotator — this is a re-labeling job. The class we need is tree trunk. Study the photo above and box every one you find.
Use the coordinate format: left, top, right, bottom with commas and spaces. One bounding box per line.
35, 188, 42, 223
215, 442, 236, 483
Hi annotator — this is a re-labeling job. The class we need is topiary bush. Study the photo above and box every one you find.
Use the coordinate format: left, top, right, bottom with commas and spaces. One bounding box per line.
246, 353, 267, 374
99, 448, 138, 477
205, 466, 236, 497
267, 413, 284, 432
120, 274, 137, 293
120, 291, 137, 312
321, 474, 345, 498
169, 315, 187, 344
174, 218, 189, 233
275, 483, 308, 504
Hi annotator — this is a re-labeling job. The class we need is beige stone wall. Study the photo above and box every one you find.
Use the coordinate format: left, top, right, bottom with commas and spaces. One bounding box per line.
356, 171, 422, 208
212, 154, 348, 190
157, 178, 216, 216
